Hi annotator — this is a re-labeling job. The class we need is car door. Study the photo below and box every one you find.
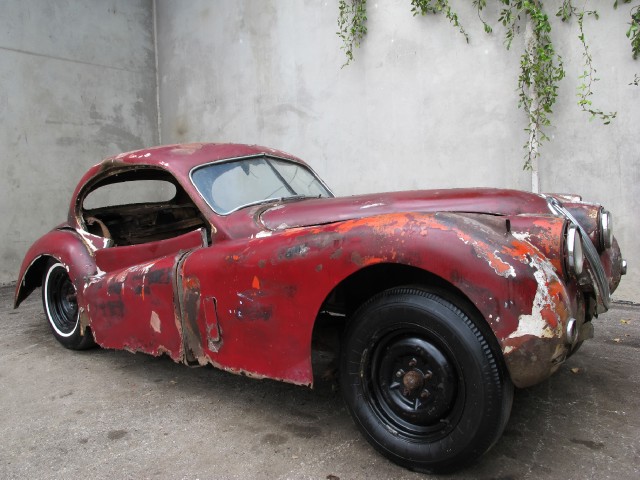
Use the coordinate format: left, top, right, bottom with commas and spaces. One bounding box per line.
83, 228, 207, 361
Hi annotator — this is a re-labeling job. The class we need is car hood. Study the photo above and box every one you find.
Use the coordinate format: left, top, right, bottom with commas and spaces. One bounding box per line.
259, 188, 553, 231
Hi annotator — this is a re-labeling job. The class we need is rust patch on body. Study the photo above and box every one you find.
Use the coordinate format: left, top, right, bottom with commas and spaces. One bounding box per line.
107, 281, 124, 296
280, 244, 310, 260
169, 143, 206, 155
503, 336, 566, 387
202, 296, 222, 351
181, 275, 205, 363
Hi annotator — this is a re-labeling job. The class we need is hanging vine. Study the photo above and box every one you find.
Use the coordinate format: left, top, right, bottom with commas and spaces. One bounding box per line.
558, 2, 617, 126
629, 4, 640, 57
337, 0, 368, 67
410, 0, 469, 42
616, 1, 640, 58
514, 1, 565, 171
337, 0, 640, 171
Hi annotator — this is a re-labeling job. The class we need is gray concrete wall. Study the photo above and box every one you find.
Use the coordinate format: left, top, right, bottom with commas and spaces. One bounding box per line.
0, 0, 158, 285
2, 1, 637, 302
155, 0, 639, 301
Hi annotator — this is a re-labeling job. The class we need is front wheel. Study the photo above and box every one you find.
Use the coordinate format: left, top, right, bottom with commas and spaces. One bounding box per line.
340, 287, 513, 473
42, 260, 95, 350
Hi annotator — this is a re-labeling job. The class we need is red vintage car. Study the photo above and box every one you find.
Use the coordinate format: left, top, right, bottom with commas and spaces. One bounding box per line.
15, 143, 625, 472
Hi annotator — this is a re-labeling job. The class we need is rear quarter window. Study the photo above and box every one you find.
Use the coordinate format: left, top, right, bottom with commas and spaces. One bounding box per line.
83, 180, 176, 209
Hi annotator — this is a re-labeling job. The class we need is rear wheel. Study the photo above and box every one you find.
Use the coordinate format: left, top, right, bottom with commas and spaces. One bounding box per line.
340, 287, 513, 473
42, 260, 95, 350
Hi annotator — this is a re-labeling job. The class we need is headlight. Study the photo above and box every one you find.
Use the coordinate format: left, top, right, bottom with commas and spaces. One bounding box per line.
566, 224, 584, 276
600, 210, 613, 249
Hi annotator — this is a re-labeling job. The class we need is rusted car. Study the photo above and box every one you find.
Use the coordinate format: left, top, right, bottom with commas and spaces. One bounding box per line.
15, 143, 625, 472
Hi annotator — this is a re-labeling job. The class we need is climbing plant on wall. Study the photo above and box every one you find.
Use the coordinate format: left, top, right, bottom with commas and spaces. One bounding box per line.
337, 0, 640, 180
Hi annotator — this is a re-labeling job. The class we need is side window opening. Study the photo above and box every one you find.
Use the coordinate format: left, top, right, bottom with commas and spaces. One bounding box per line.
81, 170, 207, 246
83, 180, 177, 210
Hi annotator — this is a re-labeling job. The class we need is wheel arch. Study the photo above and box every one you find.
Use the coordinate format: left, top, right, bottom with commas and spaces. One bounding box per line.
310, 262, 505, 384
320, 263, 483, 319
14, 229, 96, 308
14, 254, 54, 308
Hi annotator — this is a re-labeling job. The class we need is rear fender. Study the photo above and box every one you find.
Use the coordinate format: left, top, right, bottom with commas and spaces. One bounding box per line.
14, 229, 96, 311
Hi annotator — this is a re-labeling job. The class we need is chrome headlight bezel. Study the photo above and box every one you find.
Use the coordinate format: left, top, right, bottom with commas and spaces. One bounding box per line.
600, 209, 613, 249
566, 224, 585, 277
548, 196, 611, 312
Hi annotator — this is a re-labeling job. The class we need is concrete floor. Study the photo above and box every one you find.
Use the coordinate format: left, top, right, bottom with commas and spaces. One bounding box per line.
1, 285, 639, 480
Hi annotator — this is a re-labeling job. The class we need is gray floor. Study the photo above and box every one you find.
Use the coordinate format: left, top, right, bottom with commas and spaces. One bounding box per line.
1, 284, 639, 480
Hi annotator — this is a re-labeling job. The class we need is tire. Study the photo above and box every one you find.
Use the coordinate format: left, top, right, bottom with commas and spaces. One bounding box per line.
42, 260, 95, 350
340, 287, 513, 473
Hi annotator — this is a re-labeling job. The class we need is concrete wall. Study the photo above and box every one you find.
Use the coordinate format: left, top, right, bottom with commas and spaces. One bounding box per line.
0, 0, 158, 285
2, 1, 637, 302
155, 0, 639, 301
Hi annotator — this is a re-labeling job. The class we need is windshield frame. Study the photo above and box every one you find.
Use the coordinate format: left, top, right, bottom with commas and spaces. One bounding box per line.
189, 154, 334, 216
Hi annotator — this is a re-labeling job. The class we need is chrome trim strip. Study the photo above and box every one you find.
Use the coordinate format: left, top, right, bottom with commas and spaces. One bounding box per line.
600, 210, 612, 249
566, 318, 578, 346
547, 197, 610, 311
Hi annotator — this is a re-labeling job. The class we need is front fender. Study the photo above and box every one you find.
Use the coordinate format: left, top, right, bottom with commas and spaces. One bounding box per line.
320, 211, 576, 388
14, 229, 97, 308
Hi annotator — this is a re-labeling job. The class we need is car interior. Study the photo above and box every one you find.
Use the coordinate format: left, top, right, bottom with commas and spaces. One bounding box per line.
80, 168, 207, 246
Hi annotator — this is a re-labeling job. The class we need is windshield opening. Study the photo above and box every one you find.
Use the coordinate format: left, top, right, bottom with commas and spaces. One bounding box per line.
191, 156, 332, 215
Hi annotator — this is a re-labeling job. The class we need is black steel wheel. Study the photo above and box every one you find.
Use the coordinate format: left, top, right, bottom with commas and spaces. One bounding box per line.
340, 287, 513, 473
42, 260, 95, 350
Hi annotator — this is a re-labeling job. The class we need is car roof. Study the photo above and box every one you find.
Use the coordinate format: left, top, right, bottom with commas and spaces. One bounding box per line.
102, 143, 305, 173
68, 143, 311, 227
73, 142, 307, 197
